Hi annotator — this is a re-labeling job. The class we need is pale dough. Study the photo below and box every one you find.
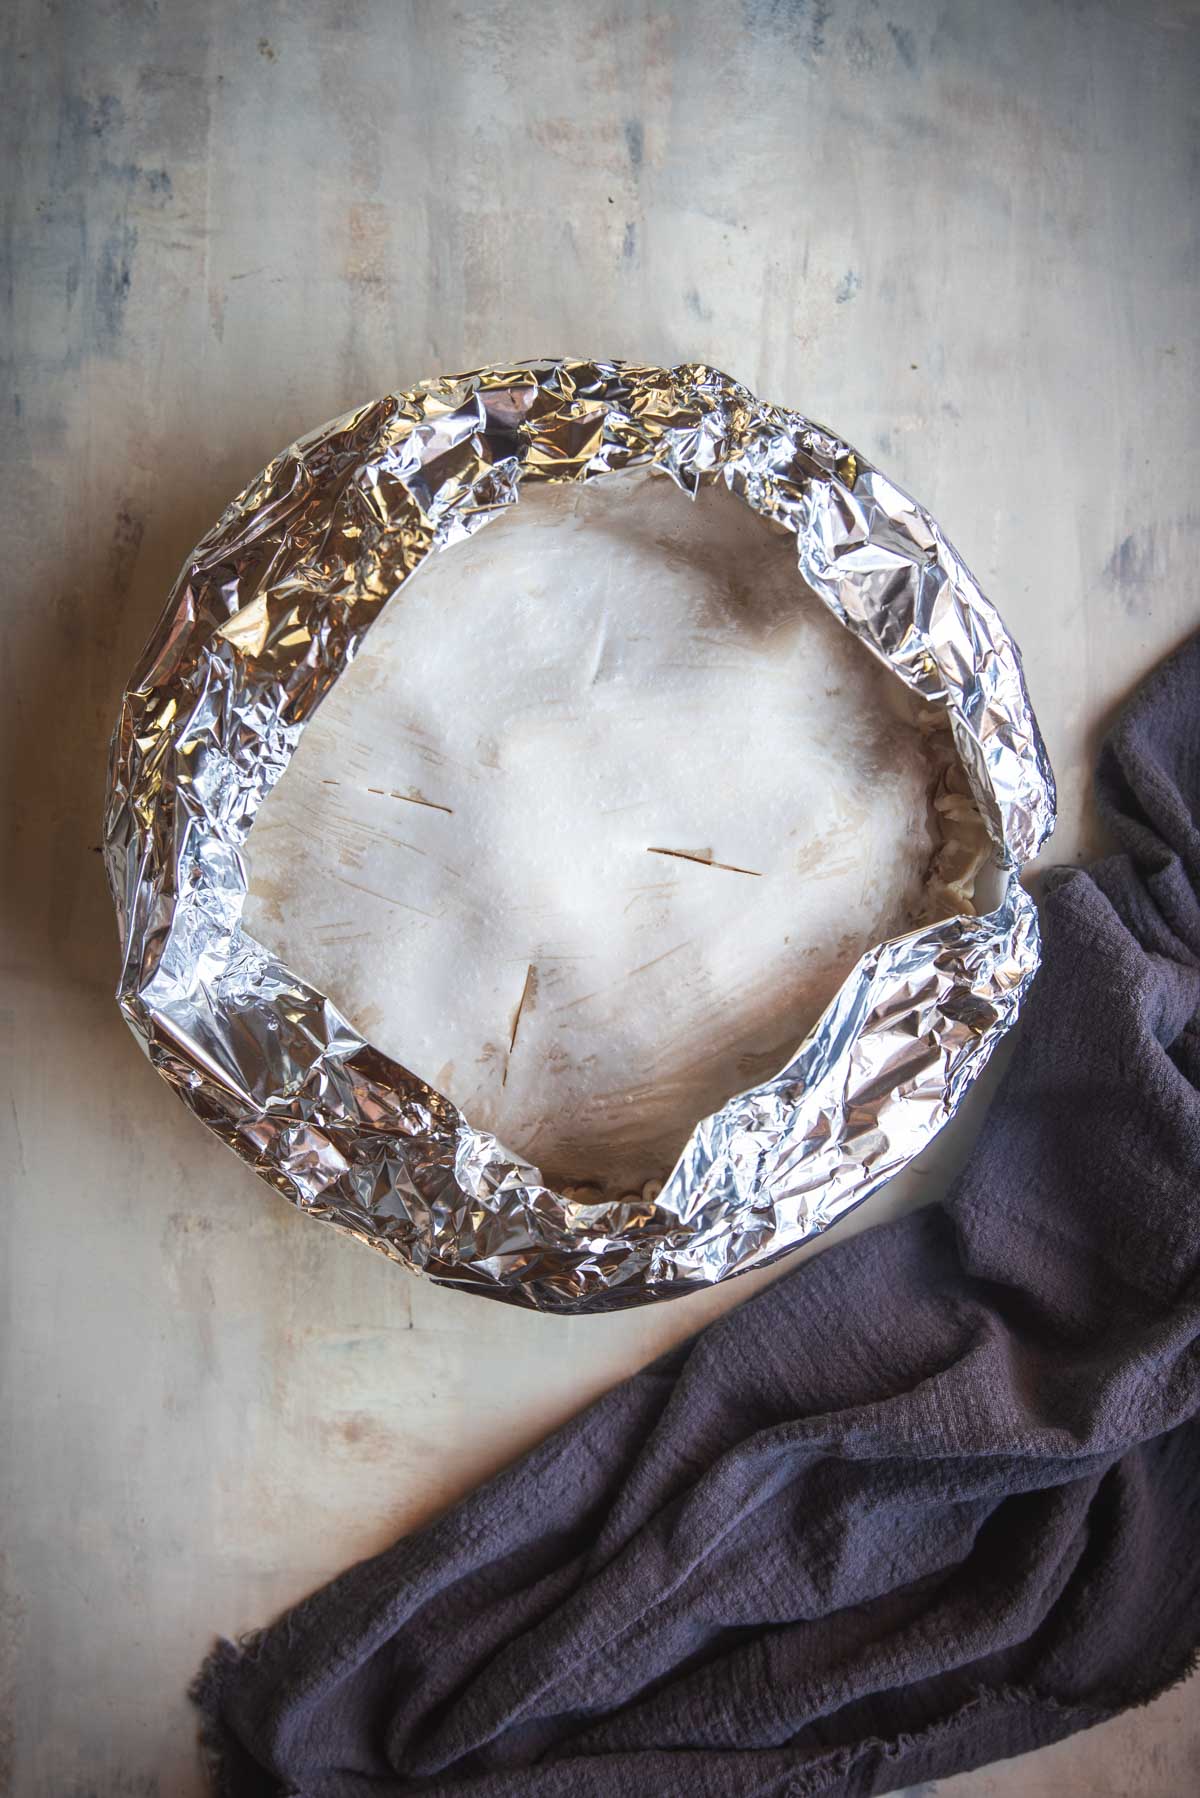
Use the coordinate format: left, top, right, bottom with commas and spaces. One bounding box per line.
245, 470, 946, 1198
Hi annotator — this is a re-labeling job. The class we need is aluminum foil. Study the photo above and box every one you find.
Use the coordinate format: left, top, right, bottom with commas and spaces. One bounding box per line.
104, 360, 1056, 1313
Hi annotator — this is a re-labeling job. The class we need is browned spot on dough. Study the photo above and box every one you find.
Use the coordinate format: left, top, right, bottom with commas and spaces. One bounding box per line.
509, 964, 538, 1051
361, 782, 453, 815
647, 846, 762, 877
503, 965, 538, 1085
390, 790, 453, 814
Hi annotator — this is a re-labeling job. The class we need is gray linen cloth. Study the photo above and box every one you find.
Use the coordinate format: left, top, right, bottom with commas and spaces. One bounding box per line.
195, 633, 1200, 1796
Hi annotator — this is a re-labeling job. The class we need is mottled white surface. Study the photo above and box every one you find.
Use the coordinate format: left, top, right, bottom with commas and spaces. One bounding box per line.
246, 470, 939, 1195
2, 1, 1198, 1794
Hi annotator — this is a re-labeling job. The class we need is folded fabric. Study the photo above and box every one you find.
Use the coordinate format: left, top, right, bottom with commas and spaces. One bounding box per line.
195, 634, 1200, 1797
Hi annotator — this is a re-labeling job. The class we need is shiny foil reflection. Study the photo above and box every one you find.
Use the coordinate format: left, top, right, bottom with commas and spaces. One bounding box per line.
104, 360, 1055, 1311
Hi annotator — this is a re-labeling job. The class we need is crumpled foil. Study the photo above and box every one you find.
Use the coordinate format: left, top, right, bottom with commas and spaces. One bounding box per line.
104, 360, 1056, 1313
